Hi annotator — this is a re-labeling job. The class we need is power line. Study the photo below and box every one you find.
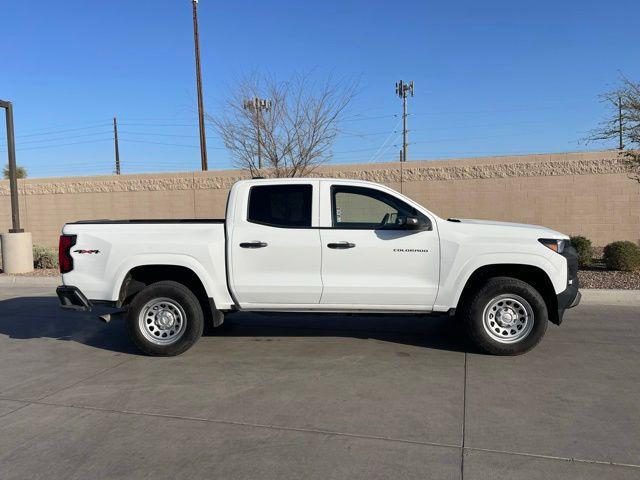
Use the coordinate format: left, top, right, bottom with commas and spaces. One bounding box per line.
369, 117, 403, 162
1, 138, 113, 152
409, 128, 548, 145
12, 121, 112, 138
118, 130, 218, 138
118, 137, 225, 149
118, 122, 198, 127
0, 130, 113, 147
409, 102, 594, 117
341, 113, 399, 123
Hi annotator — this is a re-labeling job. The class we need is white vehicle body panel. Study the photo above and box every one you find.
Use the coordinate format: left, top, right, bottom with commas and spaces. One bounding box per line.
61, 178, 570, 315
62, 223, 234, 310
317, 180, 440, 307
432, 218, 568, 311
227, 179, 322, 305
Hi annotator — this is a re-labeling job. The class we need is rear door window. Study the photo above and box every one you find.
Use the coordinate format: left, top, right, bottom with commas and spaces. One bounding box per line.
247, 184, 312, 228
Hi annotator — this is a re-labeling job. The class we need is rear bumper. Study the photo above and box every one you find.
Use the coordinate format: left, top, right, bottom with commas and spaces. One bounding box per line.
57, 285, 92, 311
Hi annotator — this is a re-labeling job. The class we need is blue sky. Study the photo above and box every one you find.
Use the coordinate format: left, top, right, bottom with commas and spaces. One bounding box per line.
1, 0, 638, 178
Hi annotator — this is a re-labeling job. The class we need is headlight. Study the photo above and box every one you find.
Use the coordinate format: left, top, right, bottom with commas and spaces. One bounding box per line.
538, 238, 568, 254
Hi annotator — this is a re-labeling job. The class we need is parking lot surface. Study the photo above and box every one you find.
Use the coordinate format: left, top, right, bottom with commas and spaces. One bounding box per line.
0, 286, 639, 479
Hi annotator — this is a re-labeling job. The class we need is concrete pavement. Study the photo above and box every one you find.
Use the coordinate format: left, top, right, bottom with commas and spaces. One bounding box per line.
0, 286, 638, 479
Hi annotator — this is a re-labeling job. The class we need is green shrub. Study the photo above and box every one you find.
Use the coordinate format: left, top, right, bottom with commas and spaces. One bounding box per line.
603, 241, 640, 272
33, 245, 58, 269
569, 235, 593, 267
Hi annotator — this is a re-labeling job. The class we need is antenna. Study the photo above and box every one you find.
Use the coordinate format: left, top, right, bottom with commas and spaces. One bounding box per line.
395, 80, 414, 162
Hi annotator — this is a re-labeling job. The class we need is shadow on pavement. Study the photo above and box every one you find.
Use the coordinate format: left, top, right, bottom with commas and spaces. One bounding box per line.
213, 311, 472, 353
0, 296, 471, 355
0, 296, 139, 355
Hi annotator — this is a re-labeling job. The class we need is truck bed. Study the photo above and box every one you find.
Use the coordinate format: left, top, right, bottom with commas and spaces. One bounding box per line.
69, 219, 225, 224
61, 221, 232, 308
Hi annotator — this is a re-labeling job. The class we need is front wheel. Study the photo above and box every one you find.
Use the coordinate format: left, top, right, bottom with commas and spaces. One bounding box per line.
460, 277, 548, 355
126, 281, 204, 356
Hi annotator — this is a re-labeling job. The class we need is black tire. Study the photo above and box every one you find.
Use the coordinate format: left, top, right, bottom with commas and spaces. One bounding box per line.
460, 276, 548, 355
126, 280, 204, 356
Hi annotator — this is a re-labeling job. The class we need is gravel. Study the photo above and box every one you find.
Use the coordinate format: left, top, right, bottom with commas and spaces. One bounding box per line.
578, 264, 640, 290
577, 247, 640, 290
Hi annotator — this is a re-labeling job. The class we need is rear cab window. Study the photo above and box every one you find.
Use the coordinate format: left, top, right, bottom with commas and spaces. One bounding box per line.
247, 184, 312, 228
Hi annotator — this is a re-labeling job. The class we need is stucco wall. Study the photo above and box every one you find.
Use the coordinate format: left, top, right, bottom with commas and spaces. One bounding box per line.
1, 151, 638, 247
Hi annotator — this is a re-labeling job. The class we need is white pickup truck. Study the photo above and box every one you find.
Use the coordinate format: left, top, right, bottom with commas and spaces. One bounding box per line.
57, 178, 580, 356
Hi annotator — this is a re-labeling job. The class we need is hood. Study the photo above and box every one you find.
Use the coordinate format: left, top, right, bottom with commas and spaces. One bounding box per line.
446, 218, 568, 239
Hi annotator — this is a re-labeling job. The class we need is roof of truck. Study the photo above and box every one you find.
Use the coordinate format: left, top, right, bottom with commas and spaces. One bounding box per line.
234, 177, 380, 184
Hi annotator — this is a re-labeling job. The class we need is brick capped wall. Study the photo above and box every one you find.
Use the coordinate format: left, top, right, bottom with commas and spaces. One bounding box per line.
1, 151, 638, 247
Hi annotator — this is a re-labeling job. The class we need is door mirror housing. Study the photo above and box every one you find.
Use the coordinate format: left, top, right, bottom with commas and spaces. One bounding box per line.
396, 215, 430, 230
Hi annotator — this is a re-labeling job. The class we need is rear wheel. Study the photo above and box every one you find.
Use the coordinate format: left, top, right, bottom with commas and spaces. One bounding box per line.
460, 277, 548, 355
126, 281, 204, 356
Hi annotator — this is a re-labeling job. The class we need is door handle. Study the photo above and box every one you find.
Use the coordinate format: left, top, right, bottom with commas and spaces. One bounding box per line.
327, 242, 355, 249
240, 241, 268, 249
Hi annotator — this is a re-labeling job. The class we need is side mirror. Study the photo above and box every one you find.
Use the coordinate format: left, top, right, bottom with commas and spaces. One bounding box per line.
397, 216, 428, 230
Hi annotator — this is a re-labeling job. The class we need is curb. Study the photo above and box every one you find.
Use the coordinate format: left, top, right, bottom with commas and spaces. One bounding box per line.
0, 275, 60, 287
579, 288, 640, 307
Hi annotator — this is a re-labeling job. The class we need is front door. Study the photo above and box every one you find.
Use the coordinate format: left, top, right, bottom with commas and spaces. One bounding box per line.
320, 184, 439, 308
230, 182, 322, 306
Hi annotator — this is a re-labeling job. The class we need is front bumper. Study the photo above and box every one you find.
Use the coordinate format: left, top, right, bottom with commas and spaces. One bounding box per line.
556, 279, 581, 323
57, 285, 92, 311
555, 245, 581, 324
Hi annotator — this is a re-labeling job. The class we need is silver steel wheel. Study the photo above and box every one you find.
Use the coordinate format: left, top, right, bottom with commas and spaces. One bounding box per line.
138, 297, 187, 346
482, 294, 534, 344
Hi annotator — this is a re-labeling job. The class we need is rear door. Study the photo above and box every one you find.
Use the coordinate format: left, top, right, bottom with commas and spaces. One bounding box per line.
319, 182, 439, 308
229, 181, 322, 306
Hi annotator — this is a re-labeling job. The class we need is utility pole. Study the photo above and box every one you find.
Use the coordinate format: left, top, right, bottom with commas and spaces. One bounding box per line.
1, 99, 33, 274
395, 80, 414, 162
0, 100, 22, 232
113, 116, 121, 175
191, 0, 208, 170
399, 149, 404, 193
243, 97, 272, 169
618, 95, 624, 150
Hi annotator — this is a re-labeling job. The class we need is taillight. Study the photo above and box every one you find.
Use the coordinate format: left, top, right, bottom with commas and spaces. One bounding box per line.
59, 235, 77, 274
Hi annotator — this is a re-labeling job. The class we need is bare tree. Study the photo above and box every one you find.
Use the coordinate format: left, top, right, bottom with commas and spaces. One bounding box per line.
209, 73, 357, 177
586, 76, 640, 182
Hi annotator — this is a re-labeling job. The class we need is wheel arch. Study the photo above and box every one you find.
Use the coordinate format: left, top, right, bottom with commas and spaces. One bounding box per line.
116, 263, 224, 327
455, 264, 560, 325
